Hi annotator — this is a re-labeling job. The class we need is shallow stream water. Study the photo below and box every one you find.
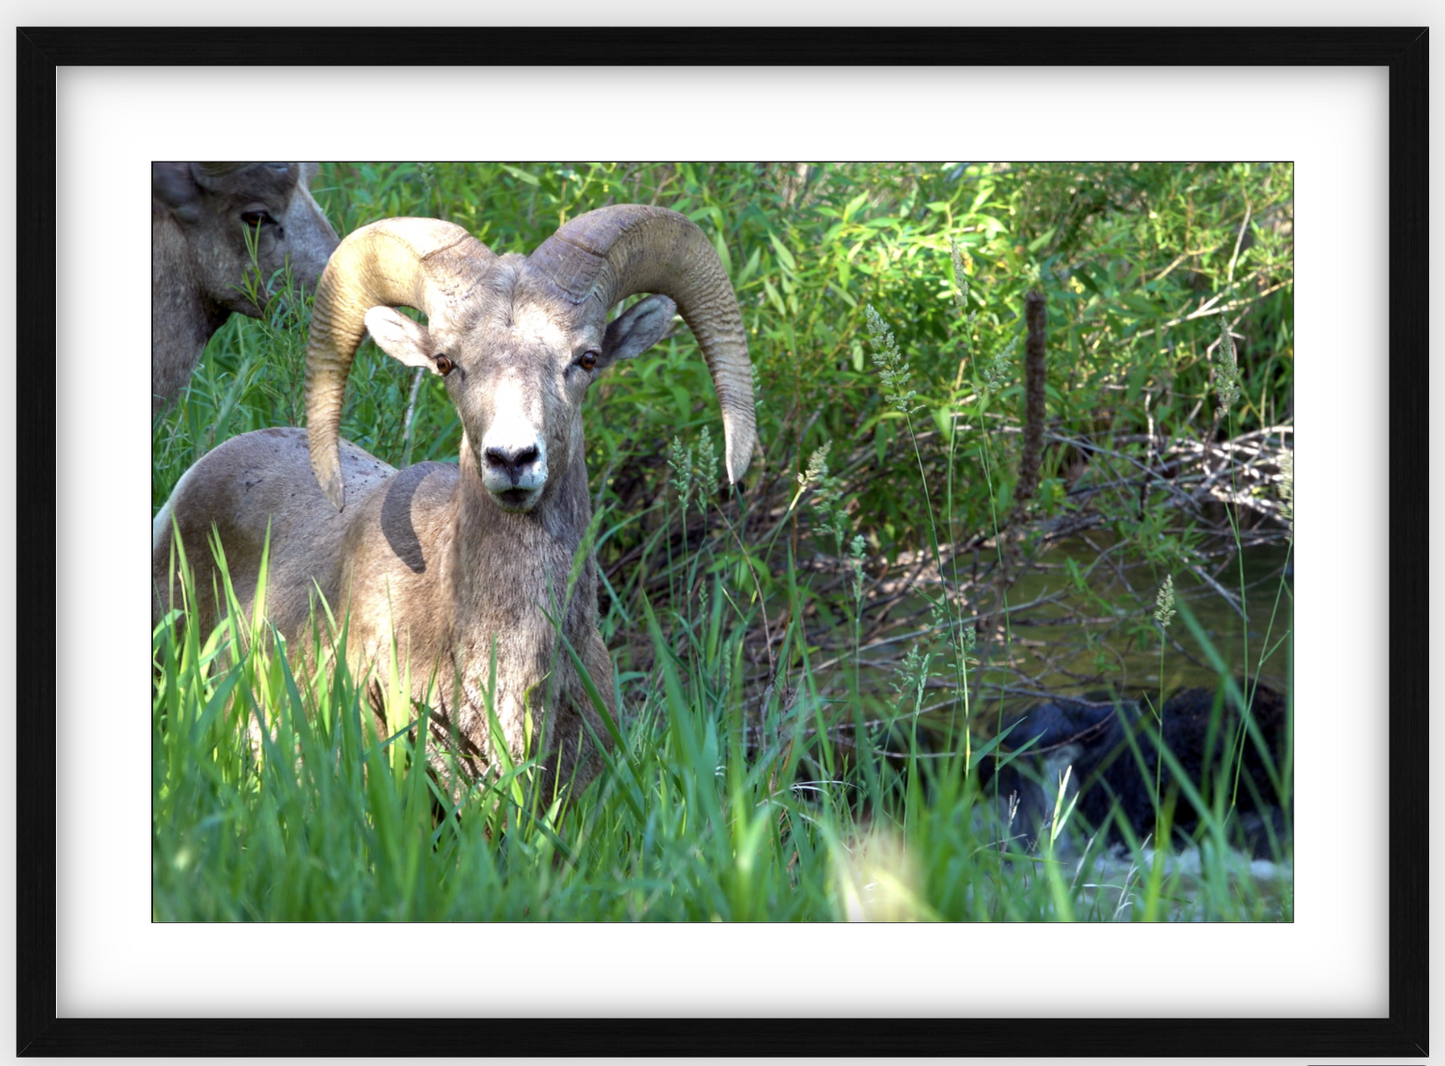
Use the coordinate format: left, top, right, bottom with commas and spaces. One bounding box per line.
916, 541, 1294, 737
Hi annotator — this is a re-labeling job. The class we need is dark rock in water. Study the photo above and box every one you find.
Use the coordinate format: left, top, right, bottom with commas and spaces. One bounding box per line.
979, 680, 1290, 854
1110, 682, 1289, 833
1002, 694, 1117, 752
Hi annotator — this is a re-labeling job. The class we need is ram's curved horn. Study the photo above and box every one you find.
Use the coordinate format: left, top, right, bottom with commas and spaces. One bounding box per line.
305, 218, 492, 510
530, 205, 756, 484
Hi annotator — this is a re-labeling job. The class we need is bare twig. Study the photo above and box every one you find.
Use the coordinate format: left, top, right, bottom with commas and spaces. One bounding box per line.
1016, 290, 1047, 506
399, 367, 426, 467
1226, 200, 1253, 285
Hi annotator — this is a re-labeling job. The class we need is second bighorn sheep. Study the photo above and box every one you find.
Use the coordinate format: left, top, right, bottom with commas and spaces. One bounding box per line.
153, 205, 756, 797
152, 162, 339, 415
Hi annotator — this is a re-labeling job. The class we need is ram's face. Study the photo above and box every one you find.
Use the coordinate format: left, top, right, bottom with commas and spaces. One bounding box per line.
153, 162, 340, 319
364, 279, 676, 515
448, 300, 586, 513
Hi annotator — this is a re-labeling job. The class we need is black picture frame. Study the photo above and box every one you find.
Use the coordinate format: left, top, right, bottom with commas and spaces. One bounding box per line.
18, 25, 1427, 1059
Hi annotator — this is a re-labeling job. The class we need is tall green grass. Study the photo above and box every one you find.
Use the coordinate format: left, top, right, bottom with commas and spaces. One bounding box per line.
153, 589, 1291, 922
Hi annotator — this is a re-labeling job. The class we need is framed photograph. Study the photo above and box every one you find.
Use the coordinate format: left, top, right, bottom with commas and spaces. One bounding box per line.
22, 25, 1427, 1060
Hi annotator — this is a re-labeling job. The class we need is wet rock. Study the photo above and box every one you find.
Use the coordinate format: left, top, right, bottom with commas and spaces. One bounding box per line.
979, 680, 1290, 855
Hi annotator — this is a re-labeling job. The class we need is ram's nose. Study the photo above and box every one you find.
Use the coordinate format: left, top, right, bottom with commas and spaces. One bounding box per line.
485, 442, 542, 485
479, 434, 548, 512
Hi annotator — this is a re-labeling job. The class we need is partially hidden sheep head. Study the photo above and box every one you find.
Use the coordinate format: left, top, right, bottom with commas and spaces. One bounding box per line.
152, 162, 339, 317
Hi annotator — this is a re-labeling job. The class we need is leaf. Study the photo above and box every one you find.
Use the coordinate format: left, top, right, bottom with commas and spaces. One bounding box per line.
767, 231, 796, 272
735, 245, 762, 289
496, 164, 540, 187
973, 213, 1007, 237
931, 406, 955, 442
761, 277, 786, 317
1026, 227, 1056, 253
669, 384, 694, 418
1120, 293, 1160, 317
711, 232, 733, 277
1072, 265, 1103, 296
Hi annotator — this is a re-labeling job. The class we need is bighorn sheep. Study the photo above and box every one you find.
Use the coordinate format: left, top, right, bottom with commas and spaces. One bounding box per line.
981, 681, 1289, 853
153, 205, 755, 798
152, 162, 339, 415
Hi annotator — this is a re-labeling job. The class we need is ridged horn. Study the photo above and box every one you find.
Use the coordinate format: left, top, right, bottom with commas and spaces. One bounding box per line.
529, 205, 756, 484
305, 217, 491, 510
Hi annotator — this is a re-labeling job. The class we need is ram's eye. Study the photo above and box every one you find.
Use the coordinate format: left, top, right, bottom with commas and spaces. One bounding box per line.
578, 350, 599, 371
240, 210, 271, 227
434, 354, 455, 376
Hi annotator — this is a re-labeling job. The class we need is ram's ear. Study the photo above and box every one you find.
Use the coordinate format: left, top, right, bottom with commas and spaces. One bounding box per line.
600, 294, 677, 366
152, 162, 202, 224
364, 307, 439, 372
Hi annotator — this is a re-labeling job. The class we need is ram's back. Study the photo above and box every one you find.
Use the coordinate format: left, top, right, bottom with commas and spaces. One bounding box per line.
153, 427, 405, 639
